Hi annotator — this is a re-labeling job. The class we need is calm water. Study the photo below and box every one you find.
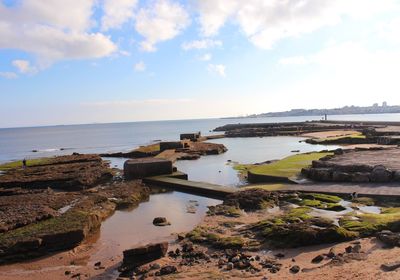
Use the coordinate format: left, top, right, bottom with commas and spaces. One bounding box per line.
2, 113, 400, 164
175, 137, 338, 186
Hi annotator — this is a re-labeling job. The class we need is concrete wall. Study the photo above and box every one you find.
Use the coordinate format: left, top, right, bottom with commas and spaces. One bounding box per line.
124, 158, 173, 179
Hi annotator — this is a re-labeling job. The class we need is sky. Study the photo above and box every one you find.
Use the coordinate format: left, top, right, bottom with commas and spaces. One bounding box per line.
1, 0, 400, 128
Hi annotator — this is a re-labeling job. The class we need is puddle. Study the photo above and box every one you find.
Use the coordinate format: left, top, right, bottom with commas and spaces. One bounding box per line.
358, 205, 381, 214
89, 191, 220, 262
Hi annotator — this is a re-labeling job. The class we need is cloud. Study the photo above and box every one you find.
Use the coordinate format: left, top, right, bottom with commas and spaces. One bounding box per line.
135, 0, 190, 52
198, 53, 212, 61
101, 0, 138, 31
181, 39, 222, 50
278, 56, 308, 65
12, 60, 36, 74
134, 61, 146, 72
0, 72, 17, 79
0, 0, 117, 67
207, 63, 226, 77
378, 17, 400, 44
196, 0, 397, 49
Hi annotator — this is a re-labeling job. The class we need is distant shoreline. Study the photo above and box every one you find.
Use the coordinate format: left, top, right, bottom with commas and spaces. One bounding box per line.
229, 104, 400, 119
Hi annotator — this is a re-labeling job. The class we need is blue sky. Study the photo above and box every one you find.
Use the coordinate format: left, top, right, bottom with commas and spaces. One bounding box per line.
1, 0, 400, 128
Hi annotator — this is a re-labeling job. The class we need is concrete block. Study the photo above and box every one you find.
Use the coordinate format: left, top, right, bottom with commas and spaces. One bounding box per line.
124, 158, 173, 179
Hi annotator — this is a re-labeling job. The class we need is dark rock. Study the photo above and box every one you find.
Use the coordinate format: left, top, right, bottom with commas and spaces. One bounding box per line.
65, 271, 71, 275
370, 165, 392, 183
177, 234, 185, 241
332, 171, 351, 182
345, 246, 353, 253
94, 261, 101, 267
327, 247, 337, 258
182, 242, 194, 252
274, 253, 285, 258
152, 217, 171, 226
351, 172, 370, 183
150, 263, 161, 270
290, 265, 300, 274
120, 242, 168, 271
226, 262, 234, 270
381, 262, 400, 272
159, 265, 177, 275
311, 254, 324, 264
377, 230, 400, 247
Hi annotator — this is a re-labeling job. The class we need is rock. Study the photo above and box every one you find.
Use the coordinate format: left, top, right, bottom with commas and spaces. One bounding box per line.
351, 172, 370, 183
274, 253, 285, 258
226, 262, 234, 270
377, 230, 400, 247
182, 242, 194, 252
381, 262, 400, 272
345, 246, 353, 253
159, 265, 177, 275
311, 254, 324, 264
332, 171, 351, 182
327, 247, 337, 258
218, 259, 225, 266
150, 263, 161, 270
177, 234, 185, 241
393, 171, 400, 182
290, 265, 300, 274
120, 242, 168, 271
231, 255, 240, 263
352, 244, 361, 253
94, 261, 101, 267
65, 271, 71, 275
152, 217, 171, 226
370, 165, 392, 183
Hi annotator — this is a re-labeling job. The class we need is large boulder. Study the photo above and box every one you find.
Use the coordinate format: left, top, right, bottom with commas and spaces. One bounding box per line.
370, 165, 392, 183
120, 242, 168, 271
124, 158, 173, 179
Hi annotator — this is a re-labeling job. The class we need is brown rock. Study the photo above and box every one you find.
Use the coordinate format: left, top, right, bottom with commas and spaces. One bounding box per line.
120, 242, 168, 271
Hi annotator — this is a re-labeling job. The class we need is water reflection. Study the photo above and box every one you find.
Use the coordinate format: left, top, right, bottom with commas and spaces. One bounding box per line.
90, 191, 220, 261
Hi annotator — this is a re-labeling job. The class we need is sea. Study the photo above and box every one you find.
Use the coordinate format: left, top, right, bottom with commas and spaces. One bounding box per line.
2, 113, 400, 164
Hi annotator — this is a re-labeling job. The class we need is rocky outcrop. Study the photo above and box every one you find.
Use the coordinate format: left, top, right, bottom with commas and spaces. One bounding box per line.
377, 230, 400, 247
0, 180, 149, 264
0, 154, 113, 190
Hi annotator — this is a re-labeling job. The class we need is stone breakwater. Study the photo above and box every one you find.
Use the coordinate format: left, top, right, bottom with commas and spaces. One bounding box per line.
303, 148, 400, 183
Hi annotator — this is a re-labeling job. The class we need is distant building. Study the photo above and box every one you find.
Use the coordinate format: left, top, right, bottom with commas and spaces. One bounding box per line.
373, 103, 378, 107
383, 101, 388, 107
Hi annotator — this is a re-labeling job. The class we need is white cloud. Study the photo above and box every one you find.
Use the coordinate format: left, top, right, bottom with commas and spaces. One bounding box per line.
196, 0, 397, 49
134, 61, 146, 72
0, 72, 17, 79
0, 1, 117, 68
208, 63, 226, 77
378, 17, 400, 44
101, 0, 138, 31
135, 0, 190, 52
198, 53, 212, 61
278, 56, 308, 65
119, 50, 132, 56
12, 60, 36, 74
276, 41, 400, 108
182, 39, 222, 50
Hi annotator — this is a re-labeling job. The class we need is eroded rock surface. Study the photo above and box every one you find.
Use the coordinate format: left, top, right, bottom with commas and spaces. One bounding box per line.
0, 154, 113, 190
